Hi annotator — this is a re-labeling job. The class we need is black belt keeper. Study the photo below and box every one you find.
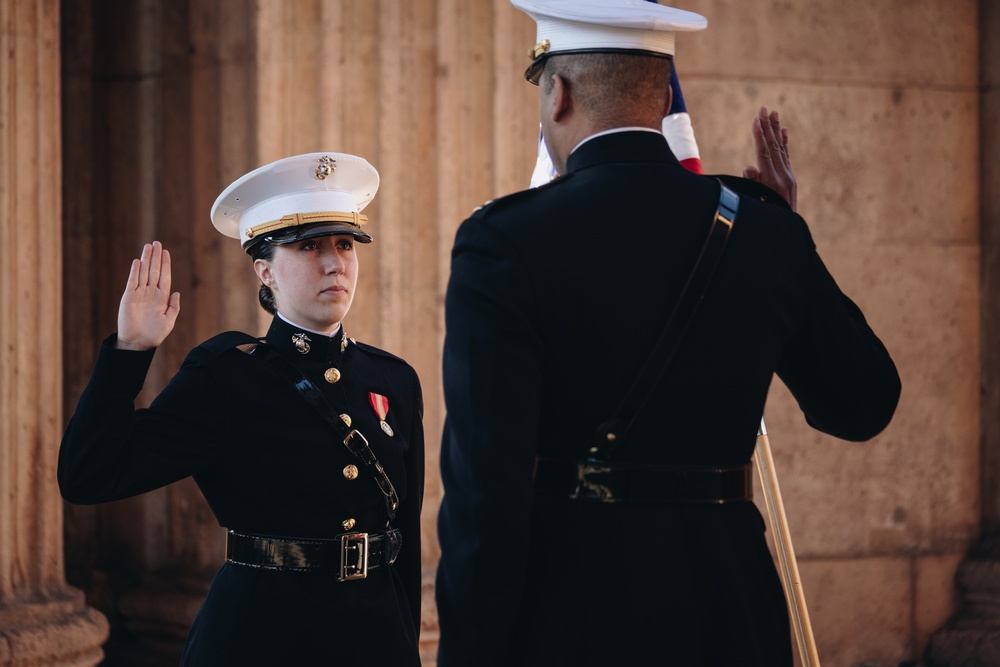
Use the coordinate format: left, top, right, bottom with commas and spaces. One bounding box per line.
226, 529, 401, 580
533, 459, 752, 504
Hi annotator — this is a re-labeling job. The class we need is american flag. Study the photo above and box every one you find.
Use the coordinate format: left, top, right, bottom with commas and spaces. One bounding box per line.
662, 64, 702, 174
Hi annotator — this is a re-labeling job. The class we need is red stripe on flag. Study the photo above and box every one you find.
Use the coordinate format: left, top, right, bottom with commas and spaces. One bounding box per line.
680, 157, 703, 174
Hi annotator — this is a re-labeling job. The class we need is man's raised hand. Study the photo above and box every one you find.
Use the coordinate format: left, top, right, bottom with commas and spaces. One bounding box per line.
743, 106, 797, 212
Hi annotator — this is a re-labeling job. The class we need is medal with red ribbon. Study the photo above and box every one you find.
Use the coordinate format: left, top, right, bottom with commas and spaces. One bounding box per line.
369, 392, 394, 437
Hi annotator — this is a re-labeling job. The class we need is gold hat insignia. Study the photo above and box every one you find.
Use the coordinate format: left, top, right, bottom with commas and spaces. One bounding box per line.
315, 155, 336, 180
530, 39, 550, 60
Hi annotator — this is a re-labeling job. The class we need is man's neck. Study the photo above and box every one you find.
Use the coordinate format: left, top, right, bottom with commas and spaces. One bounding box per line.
569, 126, 662, 156
549, 117, 661, 173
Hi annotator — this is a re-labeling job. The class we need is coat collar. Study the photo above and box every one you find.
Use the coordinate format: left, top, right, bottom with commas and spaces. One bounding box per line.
264, 315, 349, 362
566, 130, 679, 175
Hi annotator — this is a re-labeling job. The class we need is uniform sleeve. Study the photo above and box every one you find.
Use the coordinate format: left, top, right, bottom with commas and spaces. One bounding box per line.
396, 370, 425, 635
436, 218, 544, 667
776, 224, 901, 441
58, 335, 227, 504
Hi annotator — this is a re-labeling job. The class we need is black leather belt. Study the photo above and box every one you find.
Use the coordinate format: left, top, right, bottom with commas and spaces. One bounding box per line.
534, 459, 752, 504
226, 529, 401, 580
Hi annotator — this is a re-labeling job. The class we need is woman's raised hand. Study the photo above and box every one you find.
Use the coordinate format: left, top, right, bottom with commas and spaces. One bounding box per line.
115, 241, 181, 351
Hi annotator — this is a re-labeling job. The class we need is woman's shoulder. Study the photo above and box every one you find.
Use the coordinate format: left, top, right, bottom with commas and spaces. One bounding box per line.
353, 340, 403, 362
195, 331, 262, 355
176, 332, 262, 369
354, 341, 414, 371
352, 341, 420, 383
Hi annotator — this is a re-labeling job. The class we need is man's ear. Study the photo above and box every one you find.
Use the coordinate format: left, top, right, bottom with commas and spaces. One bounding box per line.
663, 85, 673, 119
550, 74, 572, 123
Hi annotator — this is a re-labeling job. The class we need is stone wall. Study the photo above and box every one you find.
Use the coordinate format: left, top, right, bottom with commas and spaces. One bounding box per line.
679, 1, 981, 664
0, 0, 990, 665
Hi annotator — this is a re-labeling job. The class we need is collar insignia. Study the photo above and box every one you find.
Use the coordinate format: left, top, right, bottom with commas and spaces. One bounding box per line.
292, 332, 312, 354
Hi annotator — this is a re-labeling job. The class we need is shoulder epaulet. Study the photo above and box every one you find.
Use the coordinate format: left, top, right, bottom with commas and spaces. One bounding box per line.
354, 340, 410, 366
469, 173, 570, 219
710, 174, 792, 210
199, 331, 262, 356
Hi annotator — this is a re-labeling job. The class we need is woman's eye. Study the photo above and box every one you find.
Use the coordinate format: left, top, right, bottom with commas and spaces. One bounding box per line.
338, 239, 354, 251
301, 240, 318, 250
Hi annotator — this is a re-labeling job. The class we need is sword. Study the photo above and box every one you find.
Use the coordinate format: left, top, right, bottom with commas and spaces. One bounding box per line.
754, 417, 822, 667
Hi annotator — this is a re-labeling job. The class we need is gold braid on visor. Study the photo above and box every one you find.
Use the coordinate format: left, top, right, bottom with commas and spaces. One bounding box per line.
245, 211, 368, 240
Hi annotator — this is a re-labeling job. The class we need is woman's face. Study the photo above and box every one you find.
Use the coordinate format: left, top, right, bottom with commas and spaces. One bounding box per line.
253, 235, 359, 334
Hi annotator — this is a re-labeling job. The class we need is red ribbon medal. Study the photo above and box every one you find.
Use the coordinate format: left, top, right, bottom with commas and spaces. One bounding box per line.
369, 392, 394, 437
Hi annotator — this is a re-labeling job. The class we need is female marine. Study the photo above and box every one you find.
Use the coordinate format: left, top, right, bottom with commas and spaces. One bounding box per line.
58, 153, 424, 665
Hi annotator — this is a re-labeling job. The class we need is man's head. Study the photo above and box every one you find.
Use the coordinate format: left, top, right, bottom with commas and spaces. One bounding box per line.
514, 0, 706, 83
540, 51, 673, 128
512, 0, 706, 171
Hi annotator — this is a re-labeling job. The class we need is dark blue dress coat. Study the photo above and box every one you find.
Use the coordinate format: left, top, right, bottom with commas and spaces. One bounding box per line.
436, 130, 900, 667
59, 315, 424, 665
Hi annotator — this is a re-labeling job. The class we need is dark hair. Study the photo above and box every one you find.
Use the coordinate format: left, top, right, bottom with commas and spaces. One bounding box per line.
248, 240, 277, 315
542, 53, 672, 129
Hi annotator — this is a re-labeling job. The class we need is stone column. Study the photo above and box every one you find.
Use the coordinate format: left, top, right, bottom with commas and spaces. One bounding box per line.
926, 0, 1000, 663
60, 1, 260, 663
0, 0, 109, 664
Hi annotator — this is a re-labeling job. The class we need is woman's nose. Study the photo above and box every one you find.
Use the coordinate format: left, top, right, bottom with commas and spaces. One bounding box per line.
323, 249, 344, 273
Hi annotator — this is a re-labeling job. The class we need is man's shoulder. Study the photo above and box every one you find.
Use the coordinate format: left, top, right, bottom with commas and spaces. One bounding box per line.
467, 174, 575, 222
712, 174, 792, 210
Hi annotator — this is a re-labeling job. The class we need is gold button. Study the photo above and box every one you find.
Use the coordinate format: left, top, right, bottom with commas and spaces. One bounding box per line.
342, 518, 356, 531
340, 413, 352, 427
343, 464, 359, 480
324, 367, 341, 383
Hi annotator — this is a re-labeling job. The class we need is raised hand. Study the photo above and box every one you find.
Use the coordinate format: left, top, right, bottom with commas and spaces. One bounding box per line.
743, 107, 797, 212
115, 241, 181, 351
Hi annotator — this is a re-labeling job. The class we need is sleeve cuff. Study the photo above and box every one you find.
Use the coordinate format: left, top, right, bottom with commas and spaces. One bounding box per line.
89, 334, 157, 395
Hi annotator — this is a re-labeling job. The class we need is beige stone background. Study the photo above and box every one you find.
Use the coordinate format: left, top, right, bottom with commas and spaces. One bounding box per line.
1, 0, 996, 665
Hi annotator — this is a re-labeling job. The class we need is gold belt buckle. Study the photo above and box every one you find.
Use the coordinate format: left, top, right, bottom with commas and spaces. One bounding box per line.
339, 532, 369, 581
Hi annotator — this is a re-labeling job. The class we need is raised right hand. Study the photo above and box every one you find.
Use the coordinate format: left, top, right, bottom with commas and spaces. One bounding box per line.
115, 241, 181, 351
743, 106, 797, 212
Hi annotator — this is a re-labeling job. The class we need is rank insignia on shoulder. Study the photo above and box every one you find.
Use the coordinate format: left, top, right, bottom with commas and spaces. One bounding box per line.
368, 392, 394, 437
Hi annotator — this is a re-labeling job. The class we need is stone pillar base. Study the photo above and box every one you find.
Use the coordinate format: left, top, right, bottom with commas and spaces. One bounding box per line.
927, 535, 1000, 666
106, 572, 211, 666
927, 627, 1000, 666
0, 588, 108, 666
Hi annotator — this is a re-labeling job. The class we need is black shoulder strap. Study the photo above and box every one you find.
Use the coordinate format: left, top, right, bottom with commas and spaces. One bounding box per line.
255, 342, 400, 523
591, 181, 739, 461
